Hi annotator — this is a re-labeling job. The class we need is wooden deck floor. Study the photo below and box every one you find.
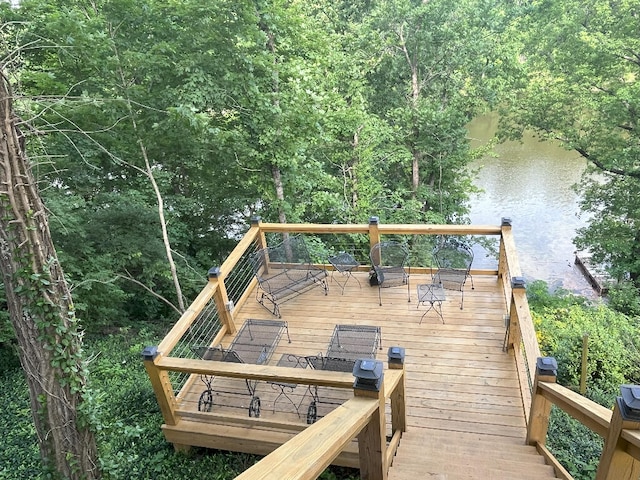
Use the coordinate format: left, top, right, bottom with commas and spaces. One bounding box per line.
170, 272, 558, 479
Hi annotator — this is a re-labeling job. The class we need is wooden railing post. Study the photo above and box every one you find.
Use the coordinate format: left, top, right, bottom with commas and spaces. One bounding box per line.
527, 356, 557, 446
507, 277, 525, 351
354, 359, 387, 480
142, 346, 184, 451
369, 216, 381, 254
596, 386, 640, 480
388, 347, 407, 433
498, 217, 511, 280
208, 266, 236, 334
251, 216, 267, 251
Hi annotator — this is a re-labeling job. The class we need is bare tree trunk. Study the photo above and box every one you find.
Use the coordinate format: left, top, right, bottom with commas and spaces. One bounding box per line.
109, 29, 186, 312
0, 72, 99, 479
399, 24, 421, 198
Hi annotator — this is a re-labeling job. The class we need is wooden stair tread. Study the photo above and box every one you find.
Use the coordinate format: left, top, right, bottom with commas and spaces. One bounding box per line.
388, 430, 558, 479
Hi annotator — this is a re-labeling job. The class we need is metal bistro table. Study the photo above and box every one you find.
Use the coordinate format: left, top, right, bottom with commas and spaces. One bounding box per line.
328, 252, 361, 294
268, 353, 309, 417
417, 283, 446, 324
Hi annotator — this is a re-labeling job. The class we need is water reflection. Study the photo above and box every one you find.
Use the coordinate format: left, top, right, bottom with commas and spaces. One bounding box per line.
467, 114, 595, 296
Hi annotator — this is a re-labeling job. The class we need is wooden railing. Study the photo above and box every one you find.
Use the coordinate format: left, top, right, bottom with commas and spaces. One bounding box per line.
144, 351, 407, 479
526, 362, 640, 480
235, 366, 405, 480
144, 217, 552, 478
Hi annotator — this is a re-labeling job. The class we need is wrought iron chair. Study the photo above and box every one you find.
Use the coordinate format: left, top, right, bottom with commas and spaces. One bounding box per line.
369, 241, 410, 306
249, 235, 328, 318
305, 324, 381, 424
432, 238, 474, 309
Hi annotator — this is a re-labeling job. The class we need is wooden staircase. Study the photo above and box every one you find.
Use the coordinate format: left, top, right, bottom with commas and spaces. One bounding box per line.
388, 429, 557, 479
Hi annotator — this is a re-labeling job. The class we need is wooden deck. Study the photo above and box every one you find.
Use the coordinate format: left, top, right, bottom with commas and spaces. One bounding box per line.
167, 271, 557, 479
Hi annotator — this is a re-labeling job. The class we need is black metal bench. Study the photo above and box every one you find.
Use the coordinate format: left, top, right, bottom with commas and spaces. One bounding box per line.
192, 319, 290, 417
249, 235, 328, 318
305, 324, 381, 424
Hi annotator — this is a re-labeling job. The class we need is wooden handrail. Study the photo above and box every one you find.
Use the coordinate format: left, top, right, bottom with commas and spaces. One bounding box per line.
257, 222, 502, 236
158, 280, 220, 356
529, 378, 640, 479
157, 357, 405, 392
538, 382, 612, 437
235, 396, 379, 480
157, 357, 355, 388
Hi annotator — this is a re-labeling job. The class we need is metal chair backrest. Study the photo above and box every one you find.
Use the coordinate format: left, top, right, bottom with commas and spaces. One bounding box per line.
432, 238, 474, 308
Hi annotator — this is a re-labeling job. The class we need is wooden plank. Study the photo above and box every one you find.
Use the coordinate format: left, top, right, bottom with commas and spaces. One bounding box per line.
235, 396, 378, 480
151, 269, 560, 478
539, 381, 612, 437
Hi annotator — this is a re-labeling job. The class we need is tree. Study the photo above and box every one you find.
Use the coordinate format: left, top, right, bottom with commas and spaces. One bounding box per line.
0, 70, 99, 478
362, 0, 507, 223
500, 0, 640, 285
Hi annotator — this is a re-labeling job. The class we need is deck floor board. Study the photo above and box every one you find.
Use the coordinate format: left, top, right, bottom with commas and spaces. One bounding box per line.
167, 272, 557, 478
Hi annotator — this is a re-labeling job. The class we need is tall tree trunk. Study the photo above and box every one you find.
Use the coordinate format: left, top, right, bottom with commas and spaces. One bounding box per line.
109, 29, 186, 312
0, 73, 99, 479
399, 24, 421, 198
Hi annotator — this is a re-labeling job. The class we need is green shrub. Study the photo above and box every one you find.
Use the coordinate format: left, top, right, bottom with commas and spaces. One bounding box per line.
528, 281, 640, 480
0, 330, 359, 480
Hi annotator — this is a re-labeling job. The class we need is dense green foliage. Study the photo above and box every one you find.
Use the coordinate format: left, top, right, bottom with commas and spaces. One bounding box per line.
528, 281, 640, 480
0, 0, 510, 334
2, 0, 640, 477
0, 331, 359, 480
501, 0, 640, 294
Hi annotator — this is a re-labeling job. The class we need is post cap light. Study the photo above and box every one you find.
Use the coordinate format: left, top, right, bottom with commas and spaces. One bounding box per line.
501, 217, 512, 226
388, 346, 405, 365
142, 346, 159, 361
208, 266, 221, 278
536, 356, 558, 377
512, 277, 526, 289
619, 385, 640, 421
353, 359, 384, 392
250, 216, 261, 225
369, 216, 379, 225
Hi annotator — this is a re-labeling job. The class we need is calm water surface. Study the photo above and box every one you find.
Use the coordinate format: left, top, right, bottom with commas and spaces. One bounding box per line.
467, 114, 595, 296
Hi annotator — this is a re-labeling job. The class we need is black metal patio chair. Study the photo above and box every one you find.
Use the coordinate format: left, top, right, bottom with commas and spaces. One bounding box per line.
369, 241, 410, 306
432, 237, 475, 309
305, 324, 381, 424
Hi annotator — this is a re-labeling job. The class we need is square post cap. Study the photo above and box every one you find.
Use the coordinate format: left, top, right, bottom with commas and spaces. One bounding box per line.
208, 266, 221, 278
142, 346, 159, 361
353, 359, 384, 392
619, 385, 640, 421
369, 216, 379, 225
501, 217, 512, 226
388, 346, 405, 365
250, 216, 261, 225
536, 356, 558, 377
512, 277, 526, 289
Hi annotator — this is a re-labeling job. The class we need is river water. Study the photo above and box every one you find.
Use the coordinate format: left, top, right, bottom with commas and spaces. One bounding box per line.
466, 114, 596, 296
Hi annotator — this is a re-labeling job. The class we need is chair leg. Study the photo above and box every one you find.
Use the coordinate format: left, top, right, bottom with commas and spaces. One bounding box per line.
378, 285, 382, 306
460, 289, 464, 310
